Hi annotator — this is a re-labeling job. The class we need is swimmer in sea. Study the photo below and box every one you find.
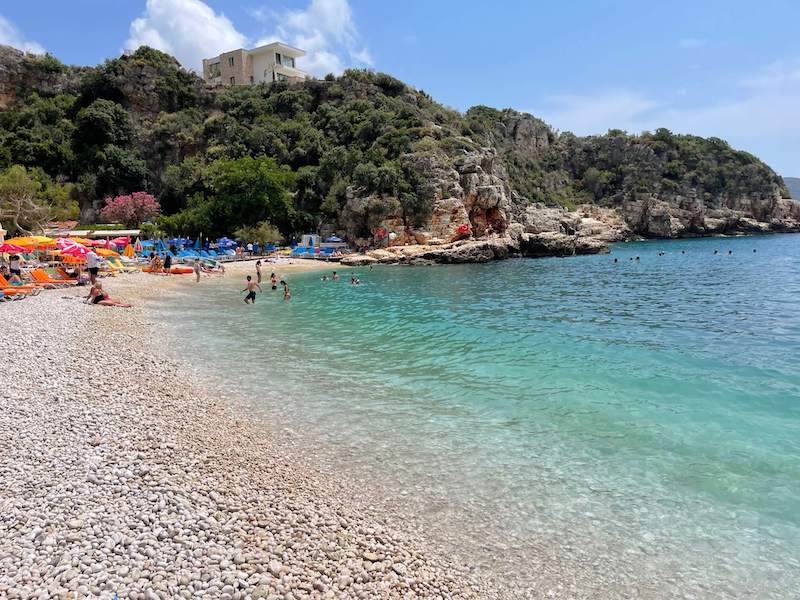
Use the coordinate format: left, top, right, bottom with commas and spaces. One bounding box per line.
241, 275, 262, 304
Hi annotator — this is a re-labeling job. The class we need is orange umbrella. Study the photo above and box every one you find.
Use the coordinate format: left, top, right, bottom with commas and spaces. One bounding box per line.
123, 244, 135, 258
95, 248, 120, 257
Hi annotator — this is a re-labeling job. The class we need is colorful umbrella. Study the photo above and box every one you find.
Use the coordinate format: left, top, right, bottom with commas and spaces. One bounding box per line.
123, 244, 135, 258
95, 248, 119, 257
4, 235, 55, 249
134, 238, 143, 252
112, 236, 130, 247
0, 243, 28, 253
57, 238, 89, 256
68, 237, 94, 246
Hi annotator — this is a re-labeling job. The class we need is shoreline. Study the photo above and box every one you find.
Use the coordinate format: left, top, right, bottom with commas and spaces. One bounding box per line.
0, 284, 506, 599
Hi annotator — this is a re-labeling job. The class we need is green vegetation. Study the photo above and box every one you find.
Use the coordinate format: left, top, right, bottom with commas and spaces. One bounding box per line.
0, 46, 788, 238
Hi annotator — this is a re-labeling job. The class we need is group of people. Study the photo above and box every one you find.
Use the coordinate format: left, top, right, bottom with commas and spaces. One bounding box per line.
243, 261, 290, 303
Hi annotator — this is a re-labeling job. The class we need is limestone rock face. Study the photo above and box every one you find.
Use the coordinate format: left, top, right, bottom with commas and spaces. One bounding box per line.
0, 45, 85, 109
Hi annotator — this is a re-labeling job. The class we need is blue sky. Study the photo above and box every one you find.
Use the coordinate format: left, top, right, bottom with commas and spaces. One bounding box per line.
1, 0, 799, 174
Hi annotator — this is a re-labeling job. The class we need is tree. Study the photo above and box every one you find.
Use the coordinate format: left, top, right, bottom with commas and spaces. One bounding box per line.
162, 156, 294, 238
100, 192, 161, 226
234, 221, 283, 245
0, 165, 50, 234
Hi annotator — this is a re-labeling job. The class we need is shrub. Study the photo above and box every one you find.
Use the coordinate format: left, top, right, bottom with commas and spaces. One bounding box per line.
100, 192, 161, 226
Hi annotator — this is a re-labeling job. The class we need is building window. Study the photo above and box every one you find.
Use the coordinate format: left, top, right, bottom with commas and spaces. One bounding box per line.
228, 57, 234, 67
286, 56, 295, 68
230, 76, 235, 85
209, 63, 220, 78
277, 73, 289, 82
275, 52, 282, 65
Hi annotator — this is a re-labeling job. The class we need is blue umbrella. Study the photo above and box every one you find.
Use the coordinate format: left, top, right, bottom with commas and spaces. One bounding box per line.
325, 236, 343, 243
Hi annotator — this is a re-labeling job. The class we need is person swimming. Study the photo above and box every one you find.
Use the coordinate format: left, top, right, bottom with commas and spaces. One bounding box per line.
332, 271, 340, 281
321, 275, 329, 281
241, 275, 262, 304
635, 256, 640, 260
613, 258, 618, 263
728, 250, 732, 255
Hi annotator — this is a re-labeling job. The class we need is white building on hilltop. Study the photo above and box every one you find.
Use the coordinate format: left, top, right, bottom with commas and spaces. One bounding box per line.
202, 42, 309, 86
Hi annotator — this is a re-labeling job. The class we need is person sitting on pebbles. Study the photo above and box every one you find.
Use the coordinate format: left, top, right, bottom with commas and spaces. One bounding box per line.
85, 282, 132, 308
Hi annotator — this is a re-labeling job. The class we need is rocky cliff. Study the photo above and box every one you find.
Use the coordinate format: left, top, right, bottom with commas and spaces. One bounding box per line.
0, 44, 797, 262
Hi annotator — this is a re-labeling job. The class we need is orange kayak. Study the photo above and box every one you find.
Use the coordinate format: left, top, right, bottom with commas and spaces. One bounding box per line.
143, 266, 194, 274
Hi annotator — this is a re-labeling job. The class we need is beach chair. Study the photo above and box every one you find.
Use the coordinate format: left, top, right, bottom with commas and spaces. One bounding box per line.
0, 275, 41, 294
30, 268, 76, 287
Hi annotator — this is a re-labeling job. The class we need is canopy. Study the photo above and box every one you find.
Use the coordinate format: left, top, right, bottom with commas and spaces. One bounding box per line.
0, 243, 28, 253
57, 238, 89, 257
4, 235, 55, 249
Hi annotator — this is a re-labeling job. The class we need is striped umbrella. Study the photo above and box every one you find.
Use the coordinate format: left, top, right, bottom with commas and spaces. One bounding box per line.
57, 238, 89, 257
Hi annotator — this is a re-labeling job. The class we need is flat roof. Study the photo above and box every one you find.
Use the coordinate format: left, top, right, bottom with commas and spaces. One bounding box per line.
248, 41, 306, 57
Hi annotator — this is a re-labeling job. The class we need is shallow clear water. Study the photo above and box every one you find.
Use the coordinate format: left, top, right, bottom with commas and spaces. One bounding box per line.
157, 234, 800, 598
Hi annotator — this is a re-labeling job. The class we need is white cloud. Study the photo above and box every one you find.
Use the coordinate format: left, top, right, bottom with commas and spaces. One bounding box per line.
0, 15, 45, 54
255, 0, 372, 77
678, 37, 707, 49
125, 0, 246, 71
532, 60, 800, 173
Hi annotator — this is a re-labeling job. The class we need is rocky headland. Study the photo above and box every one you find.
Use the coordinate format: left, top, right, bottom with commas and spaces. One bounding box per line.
1, 43, 799, 264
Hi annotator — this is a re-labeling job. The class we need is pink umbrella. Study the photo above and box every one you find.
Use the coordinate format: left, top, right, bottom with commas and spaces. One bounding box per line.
57, 238, 89, 256
0, 243, 28, 253
111, 236, 130, 247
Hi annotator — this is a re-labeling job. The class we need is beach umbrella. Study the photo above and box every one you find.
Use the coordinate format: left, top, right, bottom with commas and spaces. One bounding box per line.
324, 236, 343, 243
134, 238, 143, 252
123, 244, 135, 258
111, 236, 130, 247
62, 254, 85, 264
0, 243, 28, 253
57, 238, 89, 257
68, 236, 94, 246
5, 235, 55, 249
95, 248, 119, 257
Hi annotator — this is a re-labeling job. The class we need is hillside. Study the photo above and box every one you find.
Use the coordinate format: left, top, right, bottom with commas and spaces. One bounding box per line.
783, 177, 800, 199
0, 44, 798, 258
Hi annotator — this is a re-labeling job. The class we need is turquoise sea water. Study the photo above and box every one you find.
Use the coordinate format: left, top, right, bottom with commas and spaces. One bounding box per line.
157, 234, 800, 598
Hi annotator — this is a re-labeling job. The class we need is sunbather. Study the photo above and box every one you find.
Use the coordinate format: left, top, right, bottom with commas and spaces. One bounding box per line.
86, 282, 132, 308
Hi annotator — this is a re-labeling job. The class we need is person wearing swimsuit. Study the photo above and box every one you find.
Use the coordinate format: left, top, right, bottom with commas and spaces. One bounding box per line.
242, 275, 262, 304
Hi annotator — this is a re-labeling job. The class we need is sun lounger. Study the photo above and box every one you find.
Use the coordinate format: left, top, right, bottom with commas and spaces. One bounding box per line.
30, 268, 76, 286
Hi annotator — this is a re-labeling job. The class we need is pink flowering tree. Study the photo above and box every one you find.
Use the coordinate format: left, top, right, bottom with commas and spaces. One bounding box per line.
100, 192, 161, 226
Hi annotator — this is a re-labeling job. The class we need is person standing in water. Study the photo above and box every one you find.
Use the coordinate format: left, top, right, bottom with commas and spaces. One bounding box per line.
282, 280, 291, 301
255, 260, 262, 284
332, 271, 340, 281
193, 259, 201, 282
241, 275, 262, 304
270, 272, 278, 290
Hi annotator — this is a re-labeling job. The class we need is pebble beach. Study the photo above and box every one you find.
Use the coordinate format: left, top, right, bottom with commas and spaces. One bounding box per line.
0, 279, 506, 600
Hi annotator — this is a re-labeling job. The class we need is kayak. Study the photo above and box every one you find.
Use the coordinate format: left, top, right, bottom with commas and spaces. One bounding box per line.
143, 266, 194, 274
